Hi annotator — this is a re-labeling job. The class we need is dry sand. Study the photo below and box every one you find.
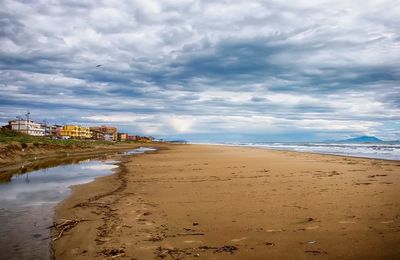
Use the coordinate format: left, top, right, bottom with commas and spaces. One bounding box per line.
54, 144, 400, 259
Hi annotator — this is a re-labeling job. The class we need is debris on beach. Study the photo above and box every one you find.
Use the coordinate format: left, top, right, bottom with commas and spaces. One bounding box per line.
146, 234, 164, 242
176, 232, 205, 236
183, 227, 197, 232
354, 182, 372, 185
368, 174, 387, 178
50, 218, 86, 241
100, 248, 126, 259
305, 250, 328, 255
155, 245, 239, 259
155, 246, 187, 259
327, 170, 341, 177
212, 245, 239, 253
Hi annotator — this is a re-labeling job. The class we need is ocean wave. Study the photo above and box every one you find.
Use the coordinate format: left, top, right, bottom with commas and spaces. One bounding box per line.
194, 142, 400, 161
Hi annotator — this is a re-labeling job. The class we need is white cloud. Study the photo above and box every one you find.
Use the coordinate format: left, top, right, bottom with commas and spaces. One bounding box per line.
166, 116, 194, 133
0, 0, 399, 140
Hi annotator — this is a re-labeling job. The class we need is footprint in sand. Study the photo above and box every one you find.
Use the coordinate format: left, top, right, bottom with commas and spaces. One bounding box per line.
231, 237, 247, 242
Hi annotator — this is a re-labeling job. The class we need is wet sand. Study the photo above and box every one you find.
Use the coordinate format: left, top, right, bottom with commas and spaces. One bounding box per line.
54, 144, 400, 259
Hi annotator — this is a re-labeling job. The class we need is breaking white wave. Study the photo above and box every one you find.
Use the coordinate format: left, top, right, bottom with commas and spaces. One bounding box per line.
197, 142, 400, 161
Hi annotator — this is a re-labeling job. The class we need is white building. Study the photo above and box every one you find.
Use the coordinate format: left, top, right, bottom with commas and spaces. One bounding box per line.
9, 119, 45, 136
103, 133, 114, 142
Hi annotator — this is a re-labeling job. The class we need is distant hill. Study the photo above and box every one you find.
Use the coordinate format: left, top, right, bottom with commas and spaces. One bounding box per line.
338, 136, 383, 143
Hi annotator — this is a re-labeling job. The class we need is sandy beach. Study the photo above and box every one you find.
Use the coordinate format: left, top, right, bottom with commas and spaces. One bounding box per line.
53, 144, 400, 259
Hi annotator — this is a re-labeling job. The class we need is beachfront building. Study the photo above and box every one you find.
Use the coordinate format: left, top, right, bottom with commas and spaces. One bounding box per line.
104, 133, 114, 142
90, 126, 117, 141
117, 133, 128, 141
125, 135, 154, 142
8, 119, 45, 136
49, 124, 63, 137
90, 127, 105, 140
127, 135, 137, 141
40, 123, 49, 136
60, 125, 91, 139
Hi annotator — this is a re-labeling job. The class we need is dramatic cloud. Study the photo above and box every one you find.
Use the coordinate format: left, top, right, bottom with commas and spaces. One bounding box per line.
1, 0, 399, 141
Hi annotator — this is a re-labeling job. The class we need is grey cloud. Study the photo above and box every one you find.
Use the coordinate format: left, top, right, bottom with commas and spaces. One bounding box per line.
0, 0, 399, 140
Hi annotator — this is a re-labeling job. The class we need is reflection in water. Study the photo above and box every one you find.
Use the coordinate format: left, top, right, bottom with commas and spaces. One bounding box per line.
121, 146, 157, 155
0, 155, 107, 183
0, 160, 118, 208
0, 147, 155, 260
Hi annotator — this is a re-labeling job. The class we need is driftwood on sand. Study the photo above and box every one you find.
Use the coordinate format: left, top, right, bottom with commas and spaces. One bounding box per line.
49, 218, 86, 241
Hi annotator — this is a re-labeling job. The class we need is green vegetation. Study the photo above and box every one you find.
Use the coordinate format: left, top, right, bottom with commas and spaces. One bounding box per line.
0, 129, 115, 147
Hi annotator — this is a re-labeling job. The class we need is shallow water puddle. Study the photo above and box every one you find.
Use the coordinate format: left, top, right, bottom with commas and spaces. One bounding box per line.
121, 147, 157, 155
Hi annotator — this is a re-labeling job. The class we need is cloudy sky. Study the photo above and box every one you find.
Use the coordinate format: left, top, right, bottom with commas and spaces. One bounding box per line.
1, 0, 399, 142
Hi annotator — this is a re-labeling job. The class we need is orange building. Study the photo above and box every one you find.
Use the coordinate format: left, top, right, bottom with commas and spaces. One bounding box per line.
90, 126, 117, 141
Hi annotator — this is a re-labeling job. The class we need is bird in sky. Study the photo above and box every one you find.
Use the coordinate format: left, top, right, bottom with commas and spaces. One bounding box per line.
96, 64, 102, 67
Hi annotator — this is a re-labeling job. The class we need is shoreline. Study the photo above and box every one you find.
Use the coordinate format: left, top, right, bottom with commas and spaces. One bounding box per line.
190, 142, 400, 162
53, 144, 400, 259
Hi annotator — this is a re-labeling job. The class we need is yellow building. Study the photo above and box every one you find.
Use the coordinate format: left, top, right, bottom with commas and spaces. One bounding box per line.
60, 125, 92, 139
117, 133, 128, 141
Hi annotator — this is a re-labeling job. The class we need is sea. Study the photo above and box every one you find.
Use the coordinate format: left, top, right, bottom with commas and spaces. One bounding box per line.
195, 142, 400, 161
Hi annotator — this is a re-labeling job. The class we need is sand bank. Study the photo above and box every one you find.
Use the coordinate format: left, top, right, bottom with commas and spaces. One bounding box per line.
54, 144, 400, 259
